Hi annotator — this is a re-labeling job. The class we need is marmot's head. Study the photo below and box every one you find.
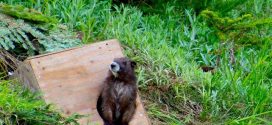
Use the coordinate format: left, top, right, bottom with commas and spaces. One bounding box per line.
109, 57, 136, 78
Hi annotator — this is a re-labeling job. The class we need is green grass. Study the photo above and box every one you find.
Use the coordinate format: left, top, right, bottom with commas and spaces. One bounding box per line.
0, 80, 81, 125
1, 0, 272, 124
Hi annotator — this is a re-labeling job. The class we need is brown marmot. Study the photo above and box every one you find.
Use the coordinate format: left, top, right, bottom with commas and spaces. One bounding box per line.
97, 57, 137, 125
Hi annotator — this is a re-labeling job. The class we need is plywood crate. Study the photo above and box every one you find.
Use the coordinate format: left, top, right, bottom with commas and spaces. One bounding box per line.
15, 39, 150, 125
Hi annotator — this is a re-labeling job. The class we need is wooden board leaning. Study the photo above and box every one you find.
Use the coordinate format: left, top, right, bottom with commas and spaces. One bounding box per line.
15, 39, 150, 125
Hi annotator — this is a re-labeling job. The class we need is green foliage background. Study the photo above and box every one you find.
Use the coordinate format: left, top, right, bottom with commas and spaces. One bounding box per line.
0, 0, 272, 124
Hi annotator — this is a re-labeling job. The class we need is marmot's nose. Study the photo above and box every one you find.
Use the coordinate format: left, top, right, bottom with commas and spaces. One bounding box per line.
111, 63, 116, 68
110, 62, 120, 72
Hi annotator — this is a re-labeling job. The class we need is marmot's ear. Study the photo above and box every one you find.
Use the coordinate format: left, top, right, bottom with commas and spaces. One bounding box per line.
131, 61, 136, 68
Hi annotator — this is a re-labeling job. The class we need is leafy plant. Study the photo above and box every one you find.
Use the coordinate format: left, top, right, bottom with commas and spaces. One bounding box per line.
200, 10, 272, 44
0, 80, 83, 125
0, 5, 82, 58
0, 13, 44, 55
200, 10, 272, 68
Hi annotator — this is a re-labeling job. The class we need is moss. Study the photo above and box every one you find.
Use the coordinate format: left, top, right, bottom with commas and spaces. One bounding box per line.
0, 3, 57, 23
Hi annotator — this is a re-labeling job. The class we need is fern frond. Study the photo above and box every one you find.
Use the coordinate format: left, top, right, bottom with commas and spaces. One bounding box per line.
16, 27, 35, 50
8, 32, 17, 43
0, 5, 81, 58
3, 35, 15, 49
0, 27, 11, 37
10, 29, 23, 43
0, 37, 8, 50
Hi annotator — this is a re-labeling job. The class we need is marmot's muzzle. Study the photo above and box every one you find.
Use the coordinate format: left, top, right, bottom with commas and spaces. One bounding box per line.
110, 62, 120, 77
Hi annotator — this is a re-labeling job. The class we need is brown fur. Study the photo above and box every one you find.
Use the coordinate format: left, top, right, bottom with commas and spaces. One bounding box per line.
97, 57, 137, 125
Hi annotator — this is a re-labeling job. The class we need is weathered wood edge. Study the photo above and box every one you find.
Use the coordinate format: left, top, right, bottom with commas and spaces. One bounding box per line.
13, 61, 41, 92
26, 39, 120, 60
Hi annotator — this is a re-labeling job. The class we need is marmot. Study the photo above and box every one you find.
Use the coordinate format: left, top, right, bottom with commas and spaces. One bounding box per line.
97, 57, 137, 125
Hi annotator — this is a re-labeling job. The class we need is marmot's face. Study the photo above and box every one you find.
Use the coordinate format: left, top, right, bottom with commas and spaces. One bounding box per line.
109, 57, 136, 77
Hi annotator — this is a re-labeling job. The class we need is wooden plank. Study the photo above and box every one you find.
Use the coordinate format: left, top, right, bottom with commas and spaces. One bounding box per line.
25, 39, 150, 125
13, 62, 40, 92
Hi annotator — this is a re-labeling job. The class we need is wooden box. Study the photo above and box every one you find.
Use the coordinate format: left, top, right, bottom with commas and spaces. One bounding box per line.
15, 39, 150, 125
